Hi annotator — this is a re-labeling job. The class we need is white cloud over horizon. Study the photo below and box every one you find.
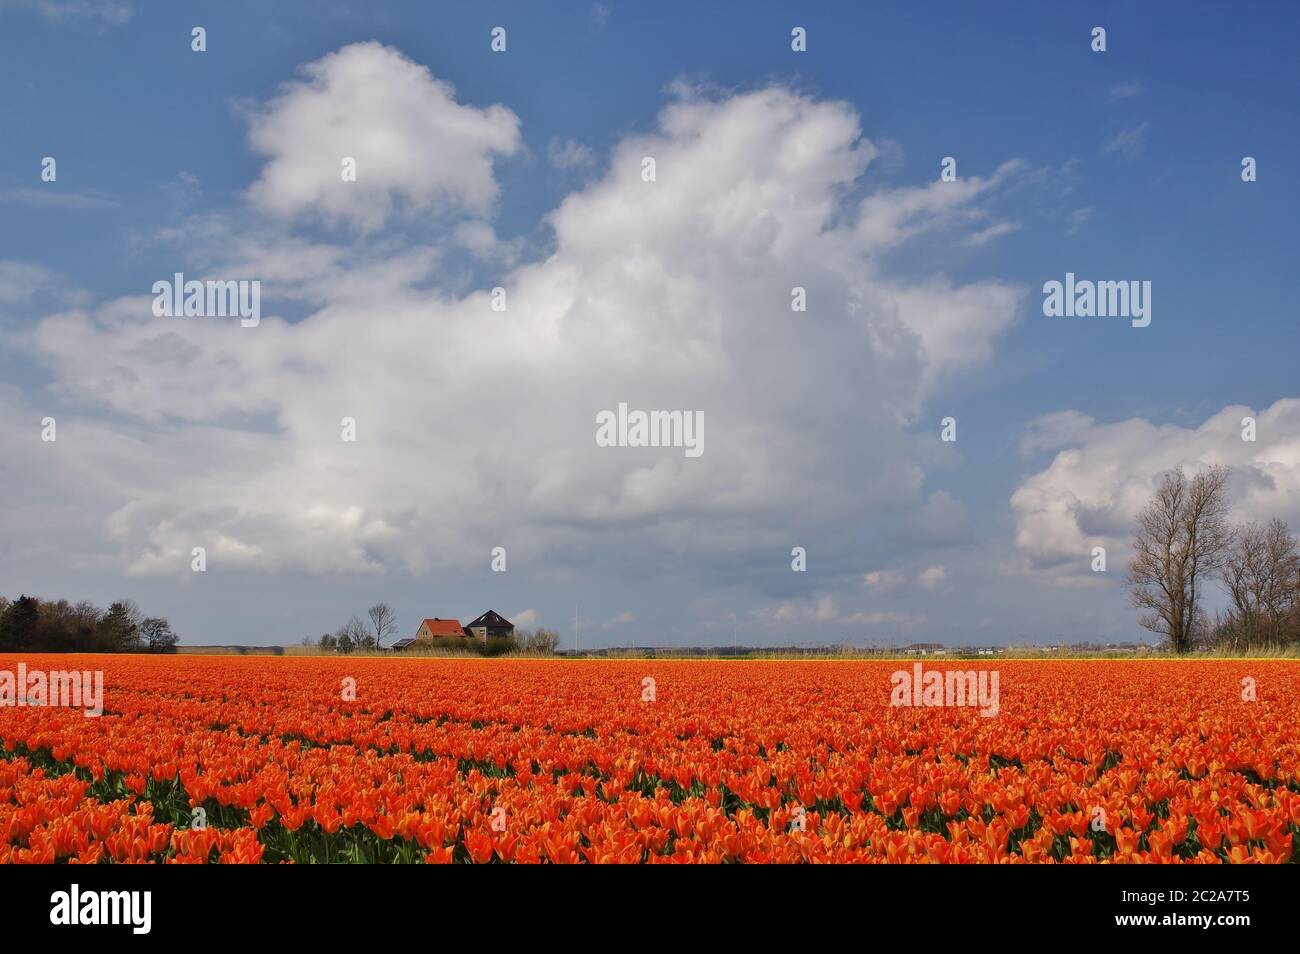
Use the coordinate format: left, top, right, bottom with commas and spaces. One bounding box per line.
1011, 399, 1300, 580
8, 44, 1028, 593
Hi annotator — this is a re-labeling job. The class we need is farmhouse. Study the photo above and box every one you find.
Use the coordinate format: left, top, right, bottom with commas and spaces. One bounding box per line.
465, 610, 514, 640
391, 612, 516, 650
412, 618, 466, 644
391, 618, 468, 648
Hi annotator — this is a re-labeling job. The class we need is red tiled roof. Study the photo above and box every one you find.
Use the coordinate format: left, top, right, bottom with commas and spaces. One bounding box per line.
419, 618, 464, 638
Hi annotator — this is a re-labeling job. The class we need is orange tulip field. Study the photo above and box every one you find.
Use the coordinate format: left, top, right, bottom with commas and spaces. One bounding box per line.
1, 655, 1296, 864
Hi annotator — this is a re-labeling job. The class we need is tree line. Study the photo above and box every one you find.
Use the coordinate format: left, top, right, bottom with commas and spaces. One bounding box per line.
0, 595, 179, 653
302, 603, 400, 653
1128, 465, 1300, 653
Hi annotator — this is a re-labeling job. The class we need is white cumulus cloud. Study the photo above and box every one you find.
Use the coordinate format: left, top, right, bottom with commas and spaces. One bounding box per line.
13, 53, 1026, 596
1011, 399, 1300, 578
245, 42, 522, 230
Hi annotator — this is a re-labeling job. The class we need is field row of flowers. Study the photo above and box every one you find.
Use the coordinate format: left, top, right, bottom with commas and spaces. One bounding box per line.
1, 655, 1297, 863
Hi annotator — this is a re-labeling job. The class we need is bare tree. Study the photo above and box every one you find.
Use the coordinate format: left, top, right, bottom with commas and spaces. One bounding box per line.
72, 600, 101, 630
1220, 518, 1299, 648
140, 617, 179, 653
1128, 465, 1232, 653
516, 628, 560, 654
340, 616, 371, 650
367, 603, 399, 649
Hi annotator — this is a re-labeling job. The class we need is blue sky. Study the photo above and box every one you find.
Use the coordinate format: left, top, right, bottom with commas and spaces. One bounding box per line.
2, 1, 1298, 647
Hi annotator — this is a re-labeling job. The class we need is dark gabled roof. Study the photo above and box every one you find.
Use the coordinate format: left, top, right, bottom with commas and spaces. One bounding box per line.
466, 610, 514, 629
391, 638, 417, 650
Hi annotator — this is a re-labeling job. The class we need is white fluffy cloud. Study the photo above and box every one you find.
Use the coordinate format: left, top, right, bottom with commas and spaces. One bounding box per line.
14, 47, 1025, 599
510, 609, 539, 627
1011, 399, 1300, 576
245, 42, 521, 230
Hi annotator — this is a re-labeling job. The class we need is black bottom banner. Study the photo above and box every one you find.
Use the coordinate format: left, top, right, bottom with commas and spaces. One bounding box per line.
0, 860, 1277, 942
